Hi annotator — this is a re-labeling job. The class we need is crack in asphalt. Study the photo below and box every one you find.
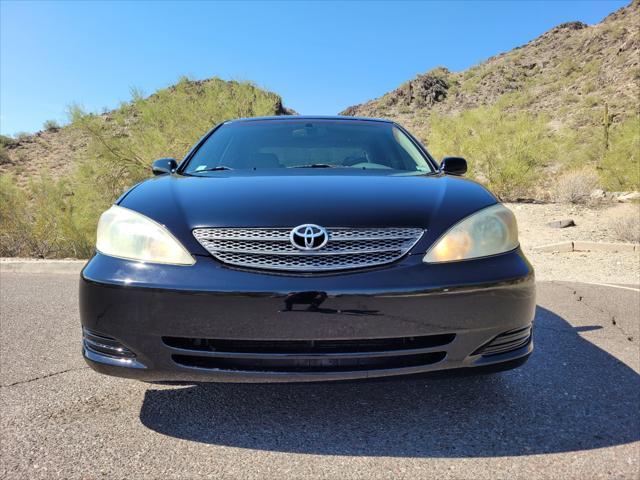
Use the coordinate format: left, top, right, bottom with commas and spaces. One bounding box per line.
555, 283, 637, 343
1, 366, 89, 388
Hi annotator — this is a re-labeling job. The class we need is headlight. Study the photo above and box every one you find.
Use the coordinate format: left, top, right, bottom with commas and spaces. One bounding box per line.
96, 205, 195, 265
423, 204, 518, 263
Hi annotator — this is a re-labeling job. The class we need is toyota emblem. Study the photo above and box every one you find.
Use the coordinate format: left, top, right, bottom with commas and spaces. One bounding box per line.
290, 224, 329, 251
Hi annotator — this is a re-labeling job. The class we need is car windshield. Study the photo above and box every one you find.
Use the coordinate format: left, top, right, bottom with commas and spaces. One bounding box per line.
183, 120, 435, 173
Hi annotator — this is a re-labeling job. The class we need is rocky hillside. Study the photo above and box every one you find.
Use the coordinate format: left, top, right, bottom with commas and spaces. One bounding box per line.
0, 127, 88, 189
341, 1, 639, 131
0, 77, 294, 188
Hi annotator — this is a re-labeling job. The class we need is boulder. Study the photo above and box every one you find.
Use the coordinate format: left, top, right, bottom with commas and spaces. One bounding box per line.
547, 219, 576, 228
617, 192, 640, 203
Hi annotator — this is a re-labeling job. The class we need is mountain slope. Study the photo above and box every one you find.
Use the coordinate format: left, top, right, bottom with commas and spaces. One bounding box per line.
341, 1, 639, 130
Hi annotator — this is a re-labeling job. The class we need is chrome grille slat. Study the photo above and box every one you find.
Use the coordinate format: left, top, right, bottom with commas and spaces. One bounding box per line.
194, 229, 291, 241
329, 228, 423, 240
197, 238, 414, 255
212, 251, 402, 271
193, 227, 424, 272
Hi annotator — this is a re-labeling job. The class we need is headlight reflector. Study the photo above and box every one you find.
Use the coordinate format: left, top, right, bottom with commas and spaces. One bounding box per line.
96, 205, 195, 265
423, 204, 518, 263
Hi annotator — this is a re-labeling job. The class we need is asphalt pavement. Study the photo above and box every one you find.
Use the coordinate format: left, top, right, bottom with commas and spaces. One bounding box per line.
1, 272, 638, 479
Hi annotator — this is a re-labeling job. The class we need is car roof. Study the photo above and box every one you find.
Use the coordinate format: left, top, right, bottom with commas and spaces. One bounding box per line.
224, 115, 395, 125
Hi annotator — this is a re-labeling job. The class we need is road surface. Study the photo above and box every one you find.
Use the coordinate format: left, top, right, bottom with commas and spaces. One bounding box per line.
1, 272, 638, 479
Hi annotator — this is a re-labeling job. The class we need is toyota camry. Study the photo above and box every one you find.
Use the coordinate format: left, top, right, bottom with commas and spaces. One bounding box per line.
80, 116, 535, 382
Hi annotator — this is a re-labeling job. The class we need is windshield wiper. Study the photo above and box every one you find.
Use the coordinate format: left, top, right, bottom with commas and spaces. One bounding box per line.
288, 163, 340, 169
196, 165, 234, 172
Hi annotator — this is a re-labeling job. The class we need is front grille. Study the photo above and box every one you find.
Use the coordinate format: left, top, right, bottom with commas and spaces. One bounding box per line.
193, 227, 424, 272
163, 334, 452, 373
171, 352, 446, 372
473, 325, 532, 356
163, 334, 455, 353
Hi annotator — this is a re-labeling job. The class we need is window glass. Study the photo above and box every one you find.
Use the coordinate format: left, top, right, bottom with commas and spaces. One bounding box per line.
185, 120, 434, 173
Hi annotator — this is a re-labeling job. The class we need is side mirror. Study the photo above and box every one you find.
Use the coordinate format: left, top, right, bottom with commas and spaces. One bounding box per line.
151, 158, 178, 176
440, 156, 467, 176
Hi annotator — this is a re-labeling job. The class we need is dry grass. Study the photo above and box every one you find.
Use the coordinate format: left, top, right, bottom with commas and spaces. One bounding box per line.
551, 168, 600, 204
610, 211, 640, 243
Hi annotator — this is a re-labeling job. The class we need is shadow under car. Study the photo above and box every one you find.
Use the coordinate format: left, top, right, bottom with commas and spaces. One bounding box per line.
138, 305, 639, 458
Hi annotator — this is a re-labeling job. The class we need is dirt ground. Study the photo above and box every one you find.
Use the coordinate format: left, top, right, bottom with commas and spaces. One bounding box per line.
507, 202, 640, 285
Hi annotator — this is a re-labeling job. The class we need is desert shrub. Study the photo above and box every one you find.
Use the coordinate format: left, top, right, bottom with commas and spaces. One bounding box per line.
582, 80, 597, 95
424, 106, 558, 199
600, 116, 640, 191
551, 167, 600, 203
0, 146, 11, 165
584, 95, 600, 108
0, 174, 92, 257
554, 125, 601, 169
27, 175, 93, 258
425, 66, 451, 83
419, 102, 638, 199
563, 93, 581, 104
610, 213, 640, 243
13, 132, 31, 142
497, 90, 536, 109
0, 175, 32, 256
43, 119, 60, 132
0, 135, 16, 148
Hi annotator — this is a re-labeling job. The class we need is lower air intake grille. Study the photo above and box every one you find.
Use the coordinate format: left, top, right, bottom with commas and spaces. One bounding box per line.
163, 334, 453, 373
473, 325, 532, 356
170, 352, 446, 372
193, 227, 424, 272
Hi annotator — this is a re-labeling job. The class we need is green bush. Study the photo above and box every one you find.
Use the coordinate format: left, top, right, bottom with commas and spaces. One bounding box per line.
421, 105, 639, 198
0, 135, 16, 148
0, 175, 32, 256
29, 175, 93, 258
424, 106, 558, 199
14, 132, 31, 142
600, 116, 640, 191
0, 146, 11, 165
0, 174, 92, 258
43, 119, 60, 132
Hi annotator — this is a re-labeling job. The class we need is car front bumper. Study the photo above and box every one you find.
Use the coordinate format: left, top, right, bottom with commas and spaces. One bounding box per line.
79, 250, 535, 383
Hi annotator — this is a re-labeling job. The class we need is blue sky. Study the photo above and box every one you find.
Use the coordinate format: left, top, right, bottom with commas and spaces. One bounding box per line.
0, 0, 628, 135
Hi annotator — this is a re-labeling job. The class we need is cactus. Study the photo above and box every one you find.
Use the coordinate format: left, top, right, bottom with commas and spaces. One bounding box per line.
602, 102, 613, 152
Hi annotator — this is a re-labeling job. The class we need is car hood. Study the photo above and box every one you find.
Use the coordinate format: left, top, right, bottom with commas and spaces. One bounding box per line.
118, 170, 497, 255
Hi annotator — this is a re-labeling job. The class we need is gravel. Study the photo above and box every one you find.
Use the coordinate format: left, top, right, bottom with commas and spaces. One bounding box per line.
507, 202, 640, 284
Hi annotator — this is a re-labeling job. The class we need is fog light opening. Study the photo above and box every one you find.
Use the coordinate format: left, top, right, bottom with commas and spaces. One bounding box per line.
473, 325, 532, 357
82, 328, 137, 359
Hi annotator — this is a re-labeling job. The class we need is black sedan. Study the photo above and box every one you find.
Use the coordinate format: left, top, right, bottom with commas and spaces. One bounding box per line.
80, 116, 535, 383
